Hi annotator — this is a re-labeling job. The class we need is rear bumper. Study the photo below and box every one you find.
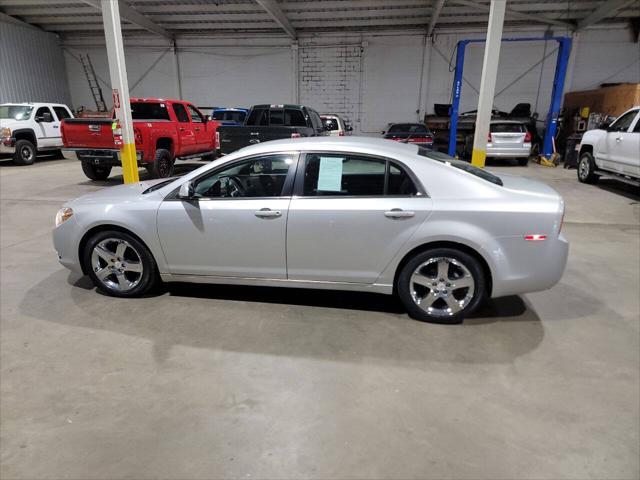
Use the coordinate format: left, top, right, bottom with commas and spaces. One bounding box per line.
486, 144, 531, 158
65, 148, 143, 165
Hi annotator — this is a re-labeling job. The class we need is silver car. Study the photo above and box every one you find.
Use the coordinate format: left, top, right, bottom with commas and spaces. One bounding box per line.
53, 137, 568, 324
486, 120, 533, 165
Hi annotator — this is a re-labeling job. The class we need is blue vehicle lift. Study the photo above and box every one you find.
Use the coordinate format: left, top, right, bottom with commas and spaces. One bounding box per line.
448, 36, 572, 159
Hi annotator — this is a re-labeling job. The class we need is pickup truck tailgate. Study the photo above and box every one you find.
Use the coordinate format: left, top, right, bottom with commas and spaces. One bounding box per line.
61, 118, 114, 149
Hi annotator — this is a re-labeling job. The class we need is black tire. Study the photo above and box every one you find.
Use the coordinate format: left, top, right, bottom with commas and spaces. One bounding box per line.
518, 157, 529, 166
13, 139, 36, 166
396, 248, 487, 324
83, 230, 159, 298
81, 161, 112, 181
150, 148, 174, 178
52, 149, 66, 159
577, 152, 599, 184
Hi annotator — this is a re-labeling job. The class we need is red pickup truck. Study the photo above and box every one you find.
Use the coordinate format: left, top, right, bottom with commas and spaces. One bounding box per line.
61, 98, 220, 180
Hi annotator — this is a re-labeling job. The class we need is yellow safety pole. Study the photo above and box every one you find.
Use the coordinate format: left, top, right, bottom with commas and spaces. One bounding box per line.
101, 0, 139, 183
470, 0, 507, 168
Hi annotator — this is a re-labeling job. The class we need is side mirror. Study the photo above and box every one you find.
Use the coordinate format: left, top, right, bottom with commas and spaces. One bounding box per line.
381, 130, 386, 135
601, 122, 612, 131
178, 180, 195, 200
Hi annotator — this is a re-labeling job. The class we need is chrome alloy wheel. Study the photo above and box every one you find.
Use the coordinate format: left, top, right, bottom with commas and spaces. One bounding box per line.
578, 156, 590, 180
90, 238, 144, 292
409, 257, 475, 317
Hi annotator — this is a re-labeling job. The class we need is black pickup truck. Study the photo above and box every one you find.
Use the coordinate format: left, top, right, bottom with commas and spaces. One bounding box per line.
218, 104, 328, 155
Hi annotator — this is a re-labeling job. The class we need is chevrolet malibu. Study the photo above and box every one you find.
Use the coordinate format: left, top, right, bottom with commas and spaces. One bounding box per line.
53, 137, 568, 324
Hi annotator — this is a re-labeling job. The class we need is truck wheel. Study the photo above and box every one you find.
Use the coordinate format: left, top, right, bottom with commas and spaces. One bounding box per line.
13, 139, 36, 166
81, 162, 112, 181
577, 152, 599, 184
151, 149, 174, 178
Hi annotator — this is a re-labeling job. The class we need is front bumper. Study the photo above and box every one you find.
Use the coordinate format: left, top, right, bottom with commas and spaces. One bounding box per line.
52, 215, 84, 275
65, 148, 143, 166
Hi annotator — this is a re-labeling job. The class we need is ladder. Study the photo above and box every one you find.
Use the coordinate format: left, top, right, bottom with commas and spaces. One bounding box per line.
79, 54, 107, 112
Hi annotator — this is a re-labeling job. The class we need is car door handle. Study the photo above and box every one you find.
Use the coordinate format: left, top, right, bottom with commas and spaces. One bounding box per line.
255, 208, 281, 218
385, 209, 415, 219
179, 127, 185, 131
195, 127, 200, 132
249, 139, 261, 144
615, 136, 623, 142
53, 125, 59, 129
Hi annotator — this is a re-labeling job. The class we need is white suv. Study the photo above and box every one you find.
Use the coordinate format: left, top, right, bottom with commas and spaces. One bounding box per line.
577, 107, 640, 186
0, 102, 74, 165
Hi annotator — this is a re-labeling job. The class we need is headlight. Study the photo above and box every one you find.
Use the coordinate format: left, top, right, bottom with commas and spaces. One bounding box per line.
55, 207, 74, 227
1, 127, 11, 139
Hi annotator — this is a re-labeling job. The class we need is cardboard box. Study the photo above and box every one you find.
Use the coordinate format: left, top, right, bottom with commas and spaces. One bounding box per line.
563, 83, 640, 117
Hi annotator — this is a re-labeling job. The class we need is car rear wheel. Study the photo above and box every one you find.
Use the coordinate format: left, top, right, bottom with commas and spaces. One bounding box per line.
577, 152, 599, 184
83, 230, 158, 298
13, 139, 36, 166
81, 162, 112, 181
397, 248, 486, 324
150, 148, 174, 178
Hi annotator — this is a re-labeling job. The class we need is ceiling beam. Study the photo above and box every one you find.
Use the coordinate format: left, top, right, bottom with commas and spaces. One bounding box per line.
0, 10, 45, 31
577, 0, 636, 30
80, 0, 172, 39
254, 0, 296, 39
427, 0, 446, 36
450, 0, 575, 29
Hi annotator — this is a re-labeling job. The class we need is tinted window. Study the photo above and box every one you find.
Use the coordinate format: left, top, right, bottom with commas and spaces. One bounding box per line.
193, 154, 294, 198
246, 108, 268, 126
610, 110, 639, 132
211, 111, 225, 120
187, 104, 204, 123
388, 163, 418, 196
419, 148, 503, 186
0, 105, 32, 120
285, 108, 306, 127
322, 117, 339, 131
388, 124, 428, 134
35, 106, 53, 120
634, 116, 640, 133
303, 154, 386, 196
270, 108, 284, 125
491, 123, 524, 133
172, 103, 189, 123
227, 111, 246, 123
53, 106, 71, 121
131, 102, 170, 121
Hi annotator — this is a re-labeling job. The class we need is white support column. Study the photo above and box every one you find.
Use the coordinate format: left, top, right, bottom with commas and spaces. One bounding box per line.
470, 0, 506, 168
101, 0, 138, 183
291, 42, 299, 103
172, 40, 183, 100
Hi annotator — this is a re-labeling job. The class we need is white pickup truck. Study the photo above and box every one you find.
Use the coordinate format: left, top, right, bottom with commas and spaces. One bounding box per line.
577, 106, 640, 186
0, 102, 74, 165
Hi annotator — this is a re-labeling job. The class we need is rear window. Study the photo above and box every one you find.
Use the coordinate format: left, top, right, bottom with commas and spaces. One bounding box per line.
491, 123, 524, 133
285, 108, 306, 126
131, 102, 170, 121
389, 124, 429, 134
418, 149, 503, 186
246, 108, 268, 126
322, 118, 339, 131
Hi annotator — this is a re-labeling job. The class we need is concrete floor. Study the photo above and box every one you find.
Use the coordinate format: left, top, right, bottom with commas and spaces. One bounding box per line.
1, 154, 638, 479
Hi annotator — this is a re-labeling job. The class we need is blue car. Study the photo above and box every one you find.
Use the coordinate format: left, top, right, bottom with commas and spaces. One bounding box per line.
210, 107, 248, 126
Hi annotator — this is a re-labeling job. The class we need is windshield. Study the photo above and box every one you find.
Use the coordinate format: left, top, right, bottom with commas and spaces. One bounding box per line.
389, 124, 428, 134
418, 148, 503, 186
0, 105, 33, 121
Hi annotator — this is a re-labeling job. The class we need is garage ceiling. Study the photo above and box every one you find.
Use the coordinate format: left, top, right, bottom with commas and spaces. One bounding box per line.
0, 0, 638, 40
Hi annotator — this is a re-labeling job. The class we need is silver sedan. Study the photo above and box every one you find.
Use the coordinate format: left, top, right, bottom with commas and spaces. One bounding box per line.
53, 137, 568, 324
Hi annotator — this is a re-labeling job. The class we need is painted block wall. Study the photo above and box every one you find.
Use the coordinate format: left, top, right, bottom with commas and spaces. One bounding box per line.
61, 27, 638, 135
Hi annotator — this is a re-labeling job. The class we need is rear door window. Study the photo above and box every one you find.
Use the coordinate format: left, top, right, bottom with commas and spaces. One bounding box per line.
491, 123, 525, 133
246, 108, 268, 126
302, 154, 386, 196
131, 102, 170, 121
285, 108, 306, 127
172, 103, 190, 123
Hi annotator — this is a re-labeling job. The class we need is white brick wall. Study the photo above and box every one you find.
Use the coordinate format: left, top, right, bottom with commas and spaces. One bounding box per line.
299, 45, 362, 131
62, 27, 639, 135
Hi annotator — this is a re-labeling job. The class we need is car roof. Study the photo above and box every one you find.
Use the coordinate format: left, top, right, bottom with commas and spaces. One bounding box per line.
0, 102, 67, 107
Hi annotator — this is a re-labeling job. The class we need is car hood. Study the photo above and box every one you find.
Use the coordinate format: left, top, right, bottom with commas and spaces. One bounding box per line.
67, 178, 176, 206
0, 119, 27, 130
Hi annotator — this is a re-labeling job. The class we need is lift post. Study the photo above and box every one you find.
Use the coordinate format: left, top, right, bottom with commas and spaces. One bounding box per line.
101, 0, 139, 184
448, 35, 573, 161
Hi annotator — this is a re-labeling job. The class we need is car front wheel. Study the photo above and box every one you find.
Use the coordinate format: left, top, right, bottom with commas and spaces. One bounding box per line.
83, 230, 159, 297
577, 152, 599, 184
397, 248, 486, 324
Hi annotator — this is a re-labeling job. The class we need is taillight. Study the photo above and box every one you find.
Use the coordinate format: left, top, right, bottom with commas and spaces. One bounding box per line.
338, 130, 345, 136
291, 133, 301, 138
487, 132, 492, 142
524, 234, 547, 241
524, 131, 532, 143
215, 131, 220, 149
407, 137, 430, 143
